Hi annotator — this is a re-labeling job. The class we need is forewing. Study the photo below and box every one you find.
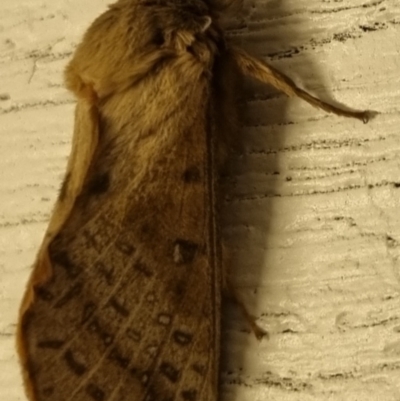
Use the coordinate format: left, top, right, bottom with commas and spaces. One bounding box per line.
18, 77, 220, 401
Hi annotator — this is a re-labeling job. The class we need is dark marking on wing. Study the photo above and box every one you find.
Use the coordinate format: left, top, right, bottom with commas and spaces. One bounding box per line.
86, 383, 105, 401
173, 330, 193, 346
130, 367, 153, 389
37, 340, 65, 349
109, 347, 130, 369
191, 363, 206, 376
108, 296, 129, 317
134, 261, 153, 277
87, 172, 110, 195
64, 349, 87, 376
174, 280, 186, 297
182, 166, 201, 183
82, 302, 96, 324
160, 362, 180, 383
115, 239, 136, 255
35, 287, 54, 302
95, 261, 114, 285
88, 317, 114, 345
144, 386, 165, 401
50, 250, 81, 278
54, 282, 83, 308
182, 389, 198, 401
126, 328, 142, 342
59, 172, 71, 202
173, 240, 198, 264
82, 230, 99, 252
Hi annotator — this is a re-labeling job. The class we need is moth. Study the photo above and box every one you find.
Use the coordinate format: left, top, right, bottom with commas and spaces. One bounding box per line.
16, 1, 369, 401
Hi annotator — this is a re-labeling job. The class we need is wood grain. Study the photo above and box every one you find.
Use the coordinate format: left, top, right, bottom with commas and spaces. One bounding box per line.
1, 1, 399, 400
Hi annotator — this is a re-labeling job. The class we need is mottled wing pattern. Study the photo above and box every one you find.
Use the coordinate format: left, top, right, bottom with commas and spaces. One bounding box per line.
19, 65, 220, 401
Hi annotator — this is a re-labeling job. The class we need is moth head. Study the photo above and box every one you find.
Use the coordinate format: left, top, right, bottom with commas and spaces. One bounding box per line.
138, 0, 221, 49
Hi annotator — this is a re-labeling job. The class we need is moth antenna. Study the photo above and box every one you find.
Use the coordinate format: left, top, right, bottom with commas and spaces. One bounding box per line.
229, 46, 371, 123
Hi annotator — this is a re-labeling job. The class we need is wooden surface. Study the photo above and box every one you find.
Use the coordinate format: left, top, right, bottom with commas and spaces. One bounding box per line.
1, 1, 399, 400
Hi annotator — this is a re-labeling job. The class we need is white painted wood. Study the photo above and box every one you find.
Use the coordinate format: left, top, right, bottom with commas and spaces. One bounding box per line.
1, 1, 399, 400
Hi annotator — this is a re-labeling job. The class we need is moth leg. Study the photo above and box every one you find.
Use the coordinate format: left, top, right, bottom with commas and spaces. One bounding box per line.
222, 245, 268, 340
226, 280, 268, 340
229, 46, 371, 123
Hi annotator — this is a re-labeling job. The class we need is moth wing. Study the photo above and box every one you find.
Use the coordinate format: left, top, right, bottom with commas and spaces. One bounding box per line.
17, 73, 220, 401
17, 98, 99, 399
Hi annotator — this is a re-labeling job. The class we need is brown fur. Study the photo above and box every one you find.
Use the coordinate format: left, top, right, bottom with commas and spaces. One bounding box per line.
17, 1, 369, 401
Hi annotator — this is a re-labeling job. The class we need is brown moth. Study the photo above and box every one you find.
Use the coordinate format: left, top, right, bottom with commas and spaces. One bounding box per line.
16, 1, 370, 401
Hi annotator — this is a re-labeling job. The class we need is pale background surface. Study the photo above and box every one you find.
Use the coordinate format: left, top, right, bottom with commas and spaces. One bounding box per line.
1, 1, 399, 400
